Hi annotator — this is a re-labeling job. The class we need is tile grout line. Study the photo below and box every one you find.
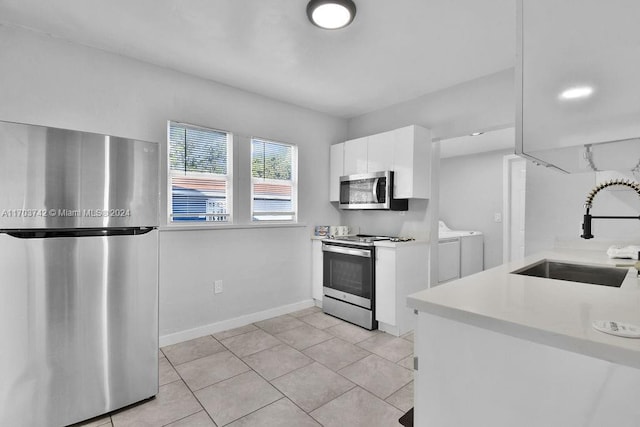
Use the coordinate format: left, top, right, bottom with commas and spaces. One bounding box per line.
258, 343, 376, 420
158, 309, 411, 426
232, 322, 367, 420
210, 321, 322, 426
236, 318, 368, 421
166, 338, 253, 395
305, 383, 359, 421
110, 308, 411, 427
161, 342, 218, 426
216, 397, 303, 427
166, 326, 291, 425
159, 409, 210, 427
331, 356, 408, 401
303, 338, 413, 405
384, 382, 415, 413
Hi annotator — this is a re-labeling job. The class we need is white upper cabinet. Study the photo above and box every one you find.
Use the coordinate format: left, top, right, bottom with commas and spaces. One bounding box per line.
517, 0, 640, 173
343, 136, 368, 175
392, 125, 430, 199
329, 125, 431, 202
329, 144, 344, 202
367, 130, 394, 173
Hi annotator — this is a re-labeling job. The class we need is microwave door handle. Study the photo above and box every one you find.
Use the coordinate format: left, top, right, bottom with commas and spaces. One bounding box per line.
372, 178, 380, 203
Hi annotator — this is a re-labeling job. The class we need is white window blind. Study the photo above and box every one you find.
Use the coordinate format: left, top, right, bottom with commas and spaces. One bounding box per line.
169, 122, 232, 223
251, 138, 297, 221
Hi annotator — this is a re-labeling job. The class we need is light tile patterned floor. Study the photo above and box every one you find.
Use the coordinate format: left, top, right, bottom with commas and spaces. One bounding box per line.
74, 307, 414, 427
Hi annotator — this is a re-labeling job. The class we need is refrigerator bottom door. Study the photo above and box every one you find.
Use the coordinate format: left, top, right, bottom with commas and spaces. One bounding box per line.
0, 229, 159, 427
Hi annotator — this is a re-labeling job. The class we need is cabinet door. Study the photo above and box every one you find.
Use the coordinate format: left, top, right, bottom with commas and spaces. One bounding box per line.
460, 235, 484, 277
311, 240, 323, 301
367, 131, 394, 173
392, 127, 414, 199
329, 143, 343, 202
518, 0, 640, 172
392, 126, 431, 199
343, 137, 368, 175
438, 238, 460, 284
375, 247, 396, 326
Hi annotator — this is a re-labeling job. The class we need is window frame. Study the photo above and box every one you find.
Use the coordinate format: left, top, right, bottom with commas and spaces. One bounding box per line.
250, 137, 298, 223
167, 121, 233, 225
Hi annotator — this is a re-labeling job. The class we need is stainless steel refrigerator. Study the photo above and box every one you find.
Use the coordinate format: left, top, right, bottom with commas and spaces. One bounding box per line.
0, 120, 160, 426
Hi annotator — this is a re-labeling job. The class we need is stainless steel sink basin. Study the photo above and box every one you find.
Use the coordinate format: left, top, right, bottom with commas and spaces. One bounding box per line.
511, 260, 628, 287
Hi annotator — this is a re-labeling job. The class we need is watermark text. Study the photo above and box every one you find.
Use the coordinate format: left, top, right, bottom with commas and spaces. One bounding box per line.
1, 208, 132, 218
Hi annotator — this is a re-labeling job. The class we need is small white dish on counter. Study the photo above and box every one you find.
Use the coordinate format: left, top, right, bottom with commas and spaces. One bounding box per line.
593, 320, 640, 338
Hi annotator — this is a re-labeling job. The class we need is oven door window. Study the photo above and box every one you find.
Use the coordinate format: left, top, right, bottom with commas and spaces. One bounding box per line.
323, 249, 373, 299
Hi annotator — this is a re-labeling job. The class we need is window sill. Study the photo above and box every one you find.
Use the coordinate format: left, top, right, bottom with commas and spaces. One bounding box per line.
159, 222, 307, 232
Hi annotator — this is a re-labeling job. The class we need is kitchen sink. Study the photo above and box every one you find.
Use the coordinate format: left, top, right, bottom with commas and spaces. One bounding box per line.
511, 260, 628, 287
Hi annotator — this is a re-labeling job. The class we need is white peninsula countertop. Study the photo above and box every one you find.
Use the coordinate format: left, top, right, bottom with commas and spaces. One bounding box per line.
407, 249, 640, 369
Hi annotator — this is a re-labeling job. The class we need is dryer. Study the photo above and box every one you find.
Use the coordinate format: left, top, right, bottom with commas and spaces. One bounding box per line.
438, 221, 484, 283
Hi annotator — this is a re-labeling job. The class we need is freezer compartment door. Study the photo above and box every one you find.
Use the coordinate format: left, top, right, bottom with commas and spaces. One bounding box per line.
0, 230, 159, 427
0, 120, 159, 229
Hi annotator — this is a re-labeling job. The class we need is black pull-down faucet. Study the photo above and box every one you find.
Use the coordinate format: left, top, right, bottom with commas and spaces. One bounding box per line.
581, 179, 640, 239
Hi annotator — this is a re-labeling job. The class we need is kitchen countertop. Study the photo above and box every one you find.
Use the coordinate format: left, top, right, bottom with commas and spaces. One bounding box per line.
374, 239, 428, 248
407, 249, 640, 369
311, 235, 427, 247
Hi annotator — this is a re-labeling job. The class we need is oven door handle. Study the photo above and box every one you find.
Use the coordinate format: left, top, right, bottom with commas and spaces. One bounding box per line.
322, 245, 372, 258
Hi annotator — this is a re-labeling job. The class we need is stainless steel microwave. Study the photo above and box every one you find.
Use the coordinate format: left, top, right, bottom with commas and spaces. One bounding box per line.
339, 171, 408, 210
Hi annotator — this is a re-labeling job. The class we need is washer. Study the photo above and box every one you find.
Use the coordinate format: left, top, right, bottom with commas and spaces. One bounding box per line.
438, 221, 484, 280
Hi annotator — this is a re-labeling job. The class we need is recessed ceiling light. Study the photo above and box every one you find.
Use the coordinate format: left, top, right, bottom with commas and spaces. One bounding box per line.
307, 0, 357, 30
559, 86, 594, 100
470, 132, 484, 136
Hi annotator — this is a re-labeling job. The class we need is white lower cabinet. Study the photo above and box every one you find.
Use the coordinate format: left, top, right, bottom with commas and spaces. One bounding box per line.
413, 311, 640, 426
375, 247, 397, 326
375, 243, 429, 336
311, 239, 323, 305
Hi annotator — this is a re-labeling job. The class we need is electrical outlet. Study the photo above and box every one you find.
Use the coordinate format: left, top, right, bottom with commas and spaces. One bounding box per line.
214, 280, 223, 294
494, 212, 502, 223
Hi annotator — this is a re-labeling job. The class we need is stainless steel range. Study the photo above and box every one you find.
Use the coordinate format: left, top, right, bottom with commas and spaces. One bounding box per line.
322, 235, 390, 329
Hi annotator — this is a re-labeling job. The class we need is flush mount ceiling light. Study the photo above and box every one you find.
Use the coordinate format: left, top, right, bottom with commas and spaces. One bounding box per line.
559, 86, 594, 100
470, 132, 484, 136
307, 0, 357, 30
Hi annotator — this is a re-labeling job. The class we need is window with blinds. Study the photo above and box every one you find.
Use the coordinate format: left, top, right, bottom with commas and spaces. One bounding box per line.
169, 122, 232, 223
251, 138, 297, 221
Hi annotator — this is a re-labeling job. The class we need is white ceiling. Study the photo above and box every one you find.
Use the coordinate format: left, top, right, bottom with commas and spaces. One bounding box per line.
0, 0, 516, 118
440, 127, 514, 158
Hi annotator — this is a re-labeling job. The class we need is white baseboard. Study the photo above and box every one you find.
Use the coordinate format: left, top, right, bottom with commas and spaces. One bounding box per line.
159, 299, 315, 347
378, 321, 400, 337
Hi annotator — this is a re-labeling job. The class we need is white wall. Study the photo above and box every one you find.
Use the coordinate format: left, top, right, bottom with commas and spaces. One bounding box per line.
525, 167, 640, 254
0, 24, 347, 341
439, 149, 511, 269
347, 68, 515, 141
